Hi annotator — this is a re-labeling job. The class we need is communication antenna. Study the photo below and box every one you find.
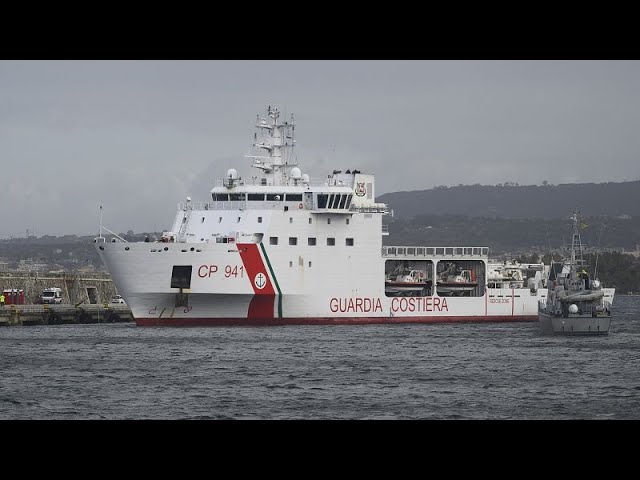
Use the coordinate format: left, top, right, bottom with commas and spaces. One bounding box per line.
594, 222, 605, 279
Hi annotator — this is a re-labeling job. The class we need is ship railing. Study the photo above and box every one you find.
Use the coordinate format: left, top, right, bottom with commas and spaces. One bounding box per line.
213, 176, 338, 188
94, 226, 128, 243
179, 200, 318, 211
178, 201, 248, 211
382, 246, 489, 258
349, 205, 389, 214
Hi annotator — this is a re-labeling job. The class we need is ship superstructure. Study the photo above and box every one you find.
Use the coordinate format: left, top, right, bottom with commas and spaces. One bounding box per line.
96, 106, 553, 326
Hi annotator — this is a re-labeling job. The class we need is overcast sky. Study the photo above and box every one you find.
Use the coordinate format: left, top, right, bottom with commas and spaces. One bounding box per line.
1, 60, 639, 237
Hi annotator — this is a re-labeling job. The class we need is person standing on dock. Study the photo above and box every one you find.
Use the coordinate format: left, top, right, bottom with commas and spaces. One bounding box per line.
0, 293, 4, 307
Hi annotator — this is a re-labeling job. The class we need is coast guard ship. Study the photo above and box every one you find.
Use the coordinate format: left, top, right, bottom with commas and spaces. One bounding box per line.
96, 106, 565, 326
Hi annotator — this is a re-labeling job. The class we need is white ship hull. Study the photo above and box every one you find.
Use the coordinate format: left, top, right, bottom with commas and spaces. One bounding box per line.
97, 240, 548, 326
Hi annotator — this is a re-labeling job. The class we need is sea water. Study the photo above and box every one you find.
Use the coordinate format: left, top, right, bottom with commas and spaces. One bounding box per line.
1, 295, 639, 419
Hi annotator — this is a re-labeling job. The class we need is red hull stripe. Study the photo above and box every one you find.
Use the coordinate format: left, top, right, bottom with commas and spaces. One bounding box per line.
135, 315, 538, 327
236, 243, 276, 319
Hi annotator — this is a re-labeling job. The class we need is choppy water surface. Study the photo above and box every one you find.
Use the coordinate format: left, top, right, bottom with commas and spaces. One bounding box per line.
2, 296, 640, 419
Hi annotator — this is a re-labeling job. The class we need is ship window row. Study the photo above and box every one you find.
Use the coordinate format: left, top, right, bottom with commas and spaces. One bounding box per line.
212, 216, 351, 226
291, 261, 314, 268
316, 194, 353, 209
385, 247, 488, 256
270, 236, 354, 246
213, 193, 304, 202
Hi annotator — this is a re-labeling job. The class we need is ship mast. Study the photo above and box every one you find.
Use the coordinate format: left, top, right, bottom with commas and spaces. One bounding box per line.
569, 209, 586, 280
245, 106, 297, 186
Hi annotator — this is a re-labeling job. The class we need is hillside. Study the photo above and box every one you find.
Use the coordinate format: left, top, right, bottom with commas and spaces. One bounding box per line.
383, 215, 640, 252
377, 180, 640, 219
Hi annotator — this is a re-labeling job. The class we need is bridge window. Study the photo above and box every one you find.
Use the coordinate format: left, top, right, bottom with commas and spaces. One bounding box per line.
308, 237, 316, 246
270, 237, 278, 245
289, 237, 297, 245
317, 194, 328, 209
213, 193, 229, 201
229, 193, 244, 201
346, 238, 354, 246
327, 238, 335, 246
338, 195, 347, 209
286, 194, 302, 202
267, 194, 283, 201
248, 193, 265, 201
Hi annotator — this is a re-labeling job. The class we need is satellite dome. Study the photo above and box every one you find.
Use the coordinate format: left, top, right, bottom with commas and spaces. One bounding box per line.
227, 168, 238, 180
290, 167, 302, 179
302, 174, 310, 184
569, 304, 579, 314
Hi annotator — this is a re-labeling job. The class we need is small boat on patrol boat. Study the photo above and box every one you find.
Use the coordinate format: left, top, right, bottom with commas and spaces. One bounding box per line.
436, 262, 478, 296
385, 269, 431, 296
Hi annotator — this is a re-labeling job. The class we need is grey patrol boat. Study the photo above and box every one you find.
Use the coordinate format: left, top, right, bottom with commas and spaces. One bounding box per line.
538, 211, 615, 335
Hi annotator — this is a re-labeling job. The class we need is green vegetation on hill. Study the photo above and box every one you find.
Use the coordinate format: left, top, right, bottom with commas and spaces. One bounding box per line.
378, 180, 640, 219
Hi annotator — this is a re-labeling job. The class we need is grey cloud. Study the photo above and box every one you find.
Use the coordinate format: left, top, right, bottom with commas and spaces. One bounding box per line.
1, 60, 639, 236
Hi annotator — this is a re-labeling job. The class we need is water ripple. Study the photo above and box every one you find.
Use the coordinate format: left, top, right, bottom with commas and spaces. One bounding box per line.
1, 296, 640, 419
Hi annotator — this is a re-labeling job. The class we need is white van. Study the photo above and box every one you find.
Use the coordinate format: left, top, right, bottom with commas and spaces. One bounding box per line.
110, 294, 126, 304
42, 287, 63, 304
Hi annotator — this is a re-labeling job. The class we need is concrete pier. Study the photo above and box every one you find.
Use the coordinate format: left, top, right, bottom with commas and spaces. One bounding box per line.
0, 303, 132, 326
0, 271, 133, 326
1, 271, 120, 305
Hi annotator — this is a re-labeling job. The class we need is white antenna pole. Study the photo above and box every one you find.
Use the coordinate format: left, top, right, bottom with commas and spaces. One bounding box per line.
99, 203, 103, 238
